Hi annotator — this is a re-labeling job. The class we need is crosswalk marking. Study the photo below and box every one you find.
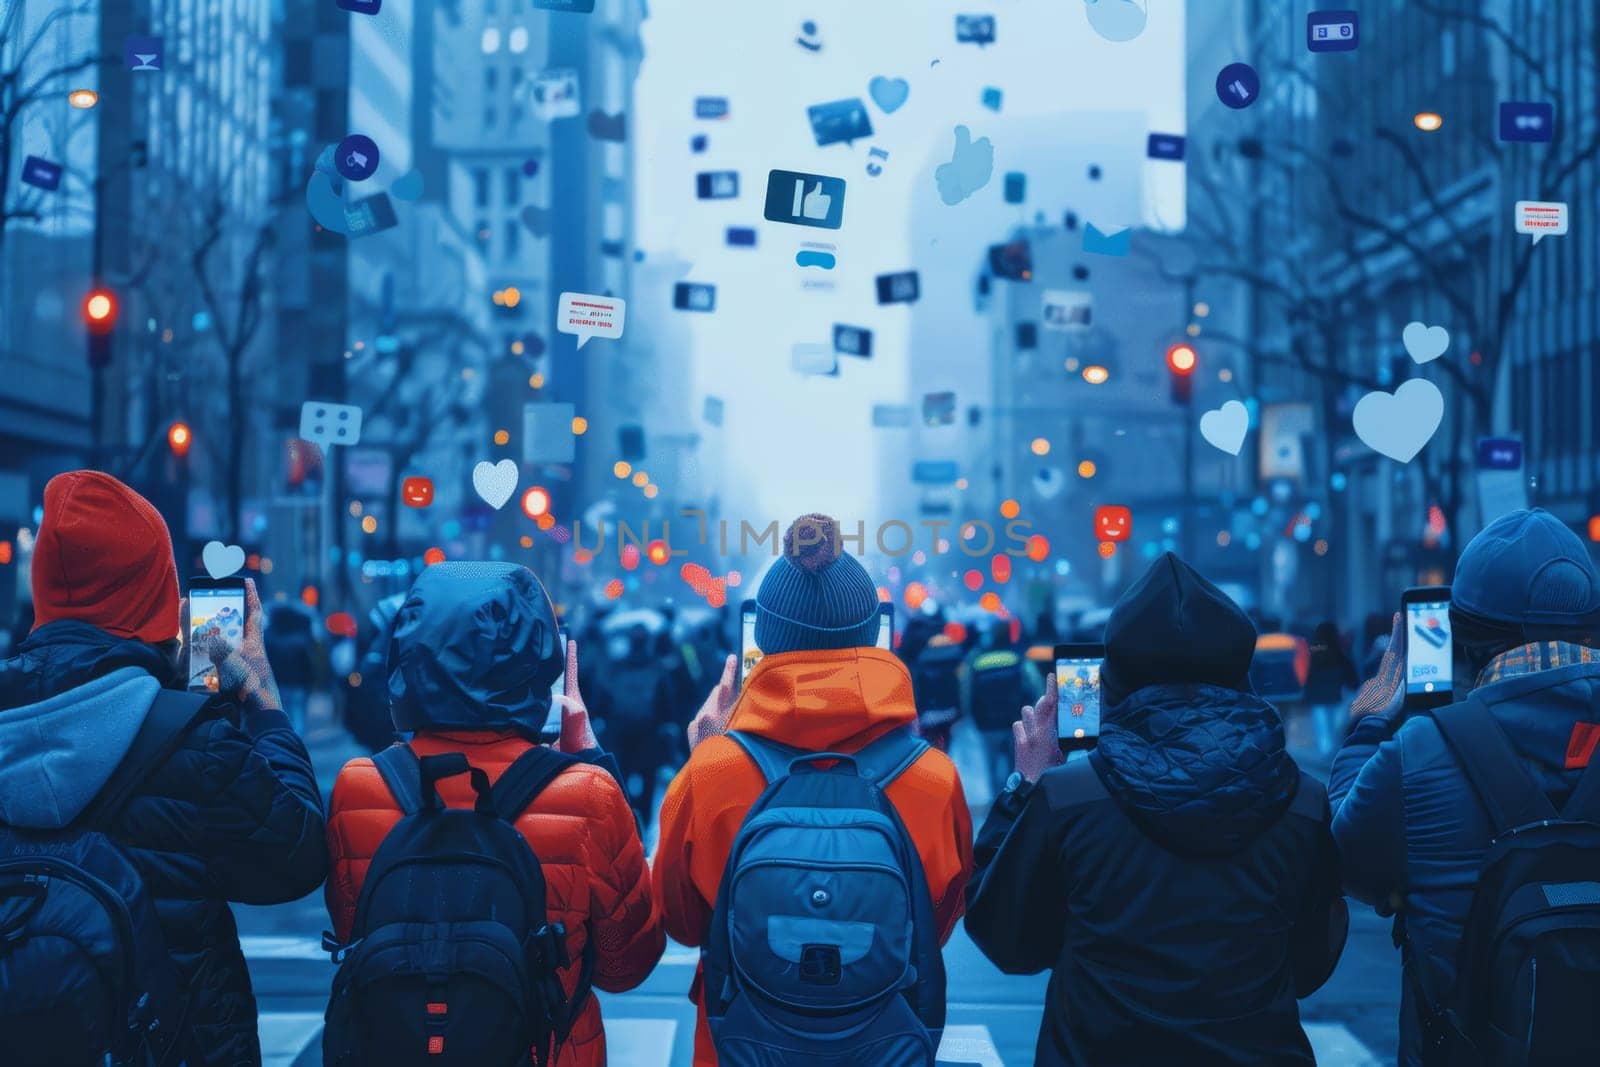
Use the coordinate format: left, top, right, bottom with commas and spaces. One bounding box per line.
605, 1019, 678, 1067
937, 1024, 1005, 1066
1306, 1023, 1381, 1066
258, 1012, 322, 1066
241, 935, 330, 960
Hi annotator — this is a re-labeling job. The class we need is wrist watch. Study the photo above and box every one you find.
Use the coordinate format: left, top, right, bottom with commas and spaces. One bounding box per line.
998, 771, 1035, 811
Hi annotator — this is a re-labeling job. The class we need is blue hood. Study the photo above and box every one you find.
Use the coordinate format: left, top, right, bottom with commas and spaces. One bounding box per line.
0, 665, 159, 828
1092, 683, 1300, 857
387, 562, 562, 736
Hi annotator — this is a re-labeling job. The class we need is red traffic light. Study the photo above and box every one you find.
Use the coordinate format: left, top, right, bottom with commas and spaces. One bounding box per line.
167, 421, 192, 457
1166, 343, 1197, 375
83, 288, 118, 334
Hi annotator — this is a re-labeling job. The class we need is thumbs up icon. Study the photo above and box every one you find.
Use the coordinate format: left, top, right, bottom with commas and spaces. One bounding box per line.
796, 180, 833, 220
764, 169, 845, 229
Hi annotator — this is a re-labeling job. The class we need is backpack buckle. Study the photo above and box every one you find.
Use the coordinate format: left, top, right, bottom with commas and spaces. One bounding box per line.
535, 923, 571, 970
322, 930, 360, 965
798, 944, 842, 985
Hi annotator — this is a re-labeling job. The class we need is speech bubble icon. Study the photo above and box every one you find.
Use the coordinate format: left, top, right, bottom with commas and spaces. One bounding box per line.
1515, 200, 1568, 245
557, 291, 626, 349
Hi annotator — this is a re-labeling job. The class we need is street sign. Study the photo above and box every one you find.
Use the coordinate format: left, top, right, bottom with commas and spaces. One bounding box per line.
1475, 437, 1523, 470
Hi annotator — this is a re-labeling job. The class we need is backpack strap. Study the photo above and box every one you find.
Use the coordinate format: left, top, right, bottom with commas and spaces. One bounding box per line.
81, 689, 213, 827
371, 743, 425, 816
1560, 745, 1600, 822
491, 746, 578, 822
850, 725, 930, 789
1430, 696, 1558, 835
725, 730, 803, 786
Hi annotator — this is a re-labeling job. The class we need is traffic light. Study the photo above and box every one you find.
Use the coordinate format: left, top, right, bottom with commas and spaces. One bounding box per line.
167, 421, 192, 458
1166, 343, 1197, 405
84, 287, 118, 368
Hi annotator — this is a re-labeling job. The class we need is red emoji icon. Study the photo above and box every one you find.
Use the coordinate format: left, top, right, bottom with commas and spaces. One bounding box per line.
1094, 505, 1131, 542
402, 476, 434, 508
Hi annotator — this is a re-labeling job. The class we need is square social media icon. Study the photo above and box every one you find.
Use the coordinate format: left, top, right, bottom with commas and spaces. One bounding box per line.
876, 271, 920, 305
833, 324, 873, 358
673, 282, 717, 312
299, 401, 363, 448
763, 169, 846, 229
1306, 10, 1358, 51
401, 477, 434, 508
1095, 505, 1132, 542
124, 35, 164, 70
725, 226, 757, 247
1499, 101, 1553, 142
806, 98, 873, 147
695, 96, 729, 119
696, 171, 739, 199
21, 155, 62, 191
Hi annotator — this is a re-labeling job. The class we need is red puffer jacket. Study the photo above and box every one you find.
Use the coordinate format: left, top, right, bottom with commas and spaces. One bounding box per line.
327, 729, 664, 1066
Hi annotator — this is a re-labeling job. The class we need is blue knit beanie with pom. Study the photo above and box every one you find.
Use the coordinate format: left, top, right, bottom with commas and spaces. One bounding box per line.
754, 514, 881, 655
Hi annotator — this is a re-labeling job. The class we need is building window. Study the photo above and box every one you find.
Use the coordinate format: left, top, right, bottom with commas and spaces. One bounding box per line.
475, 220, 490, 253
509, 27, 530, 54
484, 106, 497, 128
481, 27, 501, 54
473, 168, 491, 207
485, 67, 497, 93
505, 167, 521, 206
504, 220, 521, 262
509, 103, 525, 126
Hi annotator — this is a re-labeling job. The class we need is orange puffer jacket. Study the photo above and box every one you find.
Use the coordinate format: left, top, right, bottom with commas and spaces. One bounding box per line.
326, 730, 665, 1066
653, 647, 975, 1066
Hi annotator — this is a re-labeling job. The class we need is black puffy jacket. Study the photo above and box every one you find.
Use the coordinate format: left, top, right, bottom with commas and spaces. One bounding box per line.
966, 683, 1347, 1066
0, 622, 328, 1065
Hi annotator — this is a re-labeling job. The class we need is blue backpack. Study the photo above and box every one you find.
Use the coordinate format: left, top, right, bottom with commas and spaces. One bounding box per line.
702, 725, 947, 1066
0, 689, 205, 1066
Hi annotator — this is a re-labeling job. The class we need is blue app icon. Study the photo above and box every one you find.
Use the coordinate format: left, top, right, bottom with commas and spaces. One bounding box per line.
1306, 10, 1358, 52
696, 171, 739, 199
726, 226, 756, 247
763, 169, 846, 229
981, 87, 1003, 112
1082, 223, 1131, 257
673, 283, 716, 312
1499, 101, 1553, 142
1216, 62, 1260, 109
533, 0, 596, 11
695, 97, 729, 119
807, 98, 873, 147
335, 0, 382, 13
1475, 437, 1523, 470
336, 134, 380, 182
1003, 172, 1025, 204
956, 14, 996, 45
833, 325, 873, 358
1147, 133, 1185, 160
21, 155, 62, 191
691, 134, 708, 153
876, 271, 920, 305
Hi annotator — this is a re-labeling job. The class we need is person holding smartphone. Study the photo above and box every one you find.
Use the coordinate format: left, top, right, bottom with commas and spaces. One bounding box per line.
966, 552, 1345, 1066
0, 470, 328, 1065
1330, 509, 1600, 1066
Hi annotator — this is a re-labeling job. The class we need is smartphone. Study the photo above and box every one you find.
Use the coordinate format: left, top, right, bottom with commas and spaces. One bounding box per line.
187, 577, 247, 692
739, 599, 761, 688
1402, 586, 1453, 708
1054, 643, 1105, 751
540, 629, 570, 742
875, 603, 895, 650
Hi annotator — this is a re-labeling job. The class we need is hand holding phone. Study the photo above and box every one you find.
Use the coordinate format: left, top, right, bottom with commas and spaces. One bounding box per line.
1014, 674, 1064, 783
187, 576, 248, 692
1054, 643, 1105, 751
1401, 586, 1453, 709
739, 599, 761, 689
540, 629, 570, 744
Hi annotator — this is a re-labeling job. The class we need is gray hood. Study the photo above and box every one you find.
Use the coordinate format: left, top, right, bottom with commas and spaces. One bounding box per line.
0, 666, 158, 828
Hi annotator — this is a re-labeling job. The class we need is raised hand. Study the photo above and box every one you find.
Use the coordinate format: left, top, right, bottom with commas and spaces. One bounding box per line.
687, 654, 738, 750
555, 637, 600, 754
1350, 613, 1406, 721
202, 578, 284, 717
1013, 673, 1064, 783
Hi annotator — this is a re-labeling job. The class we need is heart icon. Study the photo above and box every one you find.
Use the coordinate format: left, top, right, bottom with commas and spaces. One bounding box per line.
1199, 400, 1250, 456
473, 459, 519, 510
202, 541, 246, 580
868, 76, 910, 114
1402, 321, 1450, 364
520, 205, 551, 238
1353, 379, 1444, 463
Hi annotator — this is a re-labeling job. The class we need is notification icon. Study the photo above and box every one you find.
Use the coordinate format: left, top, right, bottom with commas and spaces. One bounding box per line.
402, 477, 434, 508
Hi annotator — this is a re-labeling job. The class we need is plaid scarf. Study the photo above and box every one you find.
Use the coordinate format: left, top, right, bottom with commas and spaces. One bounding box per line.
1477, 641, 1600, 687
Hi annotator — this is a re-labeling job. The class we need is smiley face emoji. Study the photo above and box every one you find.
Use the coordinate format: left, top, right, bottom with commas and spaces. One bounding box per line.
402, 476, 434, 508
1094, 505, 1131, 543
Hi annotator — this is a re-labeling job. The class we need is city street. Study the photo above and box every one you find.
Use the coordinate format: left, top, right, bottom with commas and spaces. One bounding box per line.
239, 701, 1398, 1067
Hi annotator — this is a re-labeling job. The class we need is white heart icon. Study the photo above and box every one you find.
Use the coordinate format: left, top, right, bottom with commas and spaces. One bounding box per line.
1199, 400, 1249, 456
1402, 321, 1450, 364
472, 459, 519, 510
1353, 379, 1444, 463
202, 541, 246, 580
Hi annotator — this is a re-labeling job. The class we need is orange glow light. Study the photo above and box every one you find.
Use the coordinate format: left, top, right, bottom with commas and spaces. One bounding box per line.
904, 581, 928, 610
963, 569, 984, 591
1097, 541, 1117, 559
1026, 534, 1050, 562
999, 499, 1021, 520
604, 578, 624, 599
424, 547, 446, 566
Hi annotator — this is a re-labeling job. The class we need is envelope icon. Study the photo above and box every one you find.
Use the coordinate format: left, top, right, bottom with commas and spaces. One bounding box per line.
1083, 222, 1131, 257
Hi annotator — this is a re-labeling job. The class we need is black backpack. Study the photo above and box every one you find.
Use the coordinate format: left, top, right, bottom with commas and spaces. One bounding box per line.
0, 688, 209, 1066
1415, 696, 1600, 1066
967, 650, 1027, 731
323, 744, 595, 1067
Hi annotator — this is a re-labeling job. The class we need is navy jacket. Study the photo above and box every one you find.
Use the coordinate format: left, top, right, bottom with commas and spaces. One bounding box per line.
1329, 659, 1600, 1067
0, 622, 328, 1066
966, 684, 1346, 1066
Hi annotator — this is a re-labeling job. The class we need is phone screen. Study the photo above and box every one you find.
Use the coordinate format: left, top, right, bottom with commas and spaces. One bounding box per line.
1405, 598, 1453, 698
541, 630, 569, 740
188, 586, 245, 691
740, 607, 762, 686
876, 609, 893, 650
1056, 656, 1103, 742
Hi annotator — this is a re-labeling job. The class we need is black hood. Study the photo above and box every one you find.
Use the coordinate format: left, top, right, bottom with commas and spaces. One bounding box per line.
0, 620, 179, 708
1092, 683, 1300, 857
1101, 552, 1257, 707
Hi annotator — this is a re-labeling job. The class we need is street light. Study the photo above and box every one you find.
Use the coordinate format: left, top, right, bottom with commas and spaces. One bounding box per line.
1166, 343, 1197, 404
167, 421, 192, 457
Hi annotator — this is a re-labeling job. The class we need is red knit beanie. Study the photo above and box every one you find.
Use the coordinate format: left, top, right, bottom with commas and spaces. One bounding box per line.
30, 471, 180, 644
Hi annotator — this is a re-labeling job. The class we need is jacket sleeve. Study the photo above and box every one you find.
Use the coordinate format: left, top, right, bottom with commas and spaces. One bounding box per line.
1329, 715, 1409, 907
1290, 808, 1349, 997
933, 767, 974, 945
197, 705, 329, 904
324, 761, 368, 943
653, 761, 712, 947
963, 782, 1066, 975
587, 771, 666, 992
